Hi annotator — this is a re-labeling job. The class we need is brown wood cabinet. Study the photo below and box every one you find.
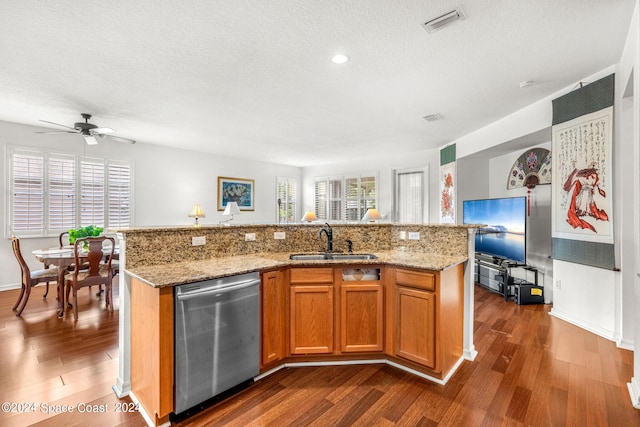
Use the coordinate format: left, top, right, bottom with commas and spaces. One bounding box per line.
395, 284, 436, 368
392, 265, 464, 376
128, 261, 464, 424
260, 269, 286, 368
289, 268, 334, 354
130, 277, 174, 426
339, 280, 384, 353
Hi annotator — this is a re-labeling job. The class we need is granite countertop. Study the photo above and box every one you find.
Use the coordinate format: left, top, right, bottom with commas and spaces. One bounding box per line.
125, 250, 468, 288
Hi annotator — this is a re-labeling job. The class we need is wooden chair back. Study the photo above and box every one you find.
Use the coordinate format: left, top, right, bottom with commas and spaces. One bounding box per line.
67, 236, 115, 319
71, 236, 115, 284
59, 231, 70, 248
11, 236, 30, 287
11, 236, 57, 316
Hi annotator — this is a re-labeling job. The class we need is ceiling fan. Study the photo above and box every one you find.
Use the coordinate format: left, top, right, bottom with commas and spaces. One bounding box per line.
37, 113, 136, 145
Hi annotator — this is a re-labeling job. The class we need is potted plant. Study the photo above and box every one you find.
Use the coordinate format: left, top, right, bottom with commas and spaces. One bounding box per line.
68, 225, 104, 250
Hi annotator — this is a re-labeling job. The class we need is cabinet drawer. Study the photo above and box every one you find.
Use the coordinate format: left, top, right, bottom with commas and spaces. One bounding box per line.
395, 268, 435, 291
290, 268, 334, 284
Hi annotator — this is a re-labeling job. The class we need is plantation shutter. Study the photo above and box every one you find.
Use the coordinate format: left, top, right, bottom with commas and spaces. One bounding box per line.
48, 155, 76, 231
328, 178, 343, 220
107, 162, 132, 228
313, 174, 377, 221
276, 177, 297, 223
345, 177, 359, 221
314, 179, 328, 220
11, 152, 45, 234
80, 160, 105, 227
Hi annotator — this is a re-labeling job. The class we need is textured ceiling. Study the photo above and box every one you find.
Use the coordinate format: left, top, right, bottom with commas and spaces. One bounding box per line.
0, 1, 635, 167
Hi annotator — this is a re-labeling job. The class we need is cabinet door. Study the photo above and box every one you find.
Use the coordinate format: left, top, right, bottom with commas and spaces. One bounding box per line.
340, 283, 383, 352
290, 285, 334, 354
395, 285, 436, 369
261, 270, 286, 367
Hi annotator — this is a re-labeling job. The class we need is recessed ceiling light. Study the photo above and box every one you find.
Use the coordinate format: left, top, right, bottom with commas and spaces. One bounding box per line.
331, 54, 350, 64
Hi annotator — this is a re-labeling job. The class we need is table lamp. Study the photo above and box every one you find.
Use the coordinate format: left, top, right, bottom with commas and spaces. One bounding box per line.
300, 211, 318, 222
188, 203, 206, 227
221, 202, 240, 224
362, 208, 382, 222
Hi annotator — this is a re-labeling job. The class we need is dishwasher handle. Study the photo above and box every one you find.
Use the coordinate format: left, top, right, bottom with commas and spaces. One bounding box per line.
176, 279, 259, 302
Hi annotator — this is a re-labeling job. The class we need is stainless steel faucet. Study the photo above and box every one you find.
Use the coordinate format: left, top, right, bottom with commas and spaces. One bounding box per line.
319, 223, 333, 252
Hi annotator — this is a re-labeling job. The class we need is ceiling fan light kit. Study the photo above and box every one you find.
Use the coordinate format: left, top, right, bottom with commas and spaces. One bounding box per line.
37, 113, 136, 145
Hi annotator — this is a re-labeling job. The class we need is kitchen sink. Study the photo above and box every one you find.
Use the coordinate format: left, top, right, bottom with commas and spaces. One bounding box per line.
289, 253, 378, 261
326, 253, 377, 260
289, 253, 329, 260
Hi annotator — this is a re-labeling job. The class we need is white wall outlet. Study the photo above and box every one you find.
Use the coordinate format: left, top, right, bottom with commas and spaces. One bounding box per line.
408, 232, 420, 240
191, 236, 206, 246
274, 231, 286, 240
399, 231, 407, 240
555, 279, 561, 290
245, 233, 256, 241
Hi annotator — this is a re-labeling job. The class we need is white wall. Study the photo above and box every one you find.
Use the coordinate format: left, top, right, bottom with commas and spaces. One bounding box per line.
1, 120, 301, 290
451, 20, 639, 350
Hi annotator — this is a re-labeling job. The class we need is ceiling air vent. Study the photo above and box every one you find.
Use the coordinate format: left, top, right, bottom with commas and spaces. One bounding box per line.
421, 7, 465, 34
423, 113, 443, 122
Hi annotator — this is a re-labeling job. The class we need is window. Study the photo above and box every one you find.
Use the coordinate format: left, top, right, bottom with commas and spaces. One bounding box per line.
393, 167, 428, 223
314, 173, 377, 221
8, 147, 133, 237
276, 177, 297, 223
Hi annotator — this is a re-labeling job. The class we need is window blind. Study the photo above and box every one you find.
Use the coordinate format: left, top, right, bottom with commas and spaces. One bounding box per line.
80, 160, 106, 227
276, 177, 297, 223
11, 152, 44, 234
108, 163, 132, 228
8, 147, 132, 237
313, 173, 377, 221
48, 155, 76, 231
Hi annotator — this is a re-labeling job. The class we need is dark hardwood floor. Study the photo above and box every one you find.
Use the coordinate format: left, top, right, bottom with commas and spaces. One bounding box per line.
1, 281, 638, 426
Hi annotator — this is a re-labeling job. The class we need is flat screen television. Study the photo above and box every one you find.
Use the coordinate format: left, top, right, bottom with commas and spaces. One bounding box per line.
462, 196, 527, 264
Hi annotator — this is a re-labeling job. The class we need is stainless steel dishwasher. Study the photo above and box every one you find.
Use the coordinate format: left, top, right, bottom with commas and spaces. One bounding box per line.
174, 271, 260, 415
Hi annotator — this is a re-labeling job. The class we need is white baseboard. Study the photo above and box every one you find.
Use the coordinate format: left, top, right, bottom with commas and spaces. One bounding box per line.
627, 377, 640, 409
129, 391, 170, 427
549, 308, 616, 341
618, 338, 635, 351
0, 283, 21, 292
464, 346, 478, 361
272, 357, 465, 386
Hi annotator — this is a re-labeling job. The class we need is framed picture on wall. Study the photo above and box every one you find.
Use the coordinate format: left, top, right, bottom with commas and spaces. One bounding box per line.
217, 176, 255, 211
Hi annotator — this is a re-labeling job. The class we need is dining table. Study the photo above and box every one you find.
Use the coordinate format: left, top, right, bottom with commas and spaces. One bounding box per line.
32, 245, 118, 318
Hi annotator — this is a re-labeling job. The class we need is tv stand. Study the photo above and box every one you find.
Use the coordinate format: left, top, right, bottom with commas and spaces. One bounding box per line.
474, 254, 537, 302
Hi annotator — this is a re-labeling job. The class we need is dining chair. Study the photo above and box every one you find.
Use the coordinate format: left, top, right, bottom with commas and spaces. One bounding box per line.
58, 231, 70, 248
11, 236, 59, 316
64, 236, 115, 320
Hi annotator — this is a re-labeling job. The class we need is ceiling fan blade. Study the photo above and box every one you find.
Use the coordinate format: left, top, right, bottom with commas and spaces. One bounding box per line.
106, 135, 136, 144
36, 130, 79, 134
91, 127, 116, 135
39, 119, 79, 132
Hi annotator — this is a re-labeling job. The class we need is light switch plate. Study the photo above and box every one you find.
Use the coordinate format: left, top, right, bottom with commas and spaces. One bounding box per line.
245, 233, 256, 241
192, 236, 206, 246
408, 232, 420, 240
274, 231, 286, 240
399, 231, 407, 240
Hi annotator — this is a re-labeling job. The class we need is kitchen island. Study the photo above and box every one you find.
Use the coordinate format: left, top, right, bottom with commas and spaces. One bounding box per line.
113, 223, 478, 426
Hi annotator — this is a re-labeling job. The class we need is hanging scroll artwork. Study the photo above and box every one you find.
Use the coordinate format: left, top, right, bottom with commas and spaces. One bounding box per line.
552, 107, 613, 243
507, 148, 552, 215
